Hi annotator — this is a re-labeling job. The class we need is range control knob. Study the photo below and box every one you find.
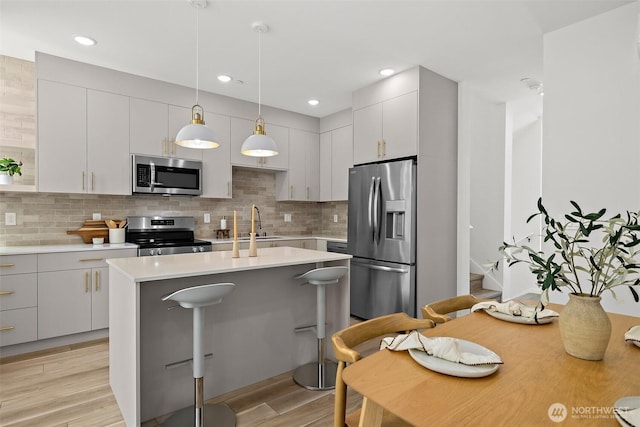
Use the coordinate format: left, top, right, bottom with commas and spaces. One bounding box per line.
149, 249, 155, 256
157, 249, 163, 256
198, 246, 205, 252
192, 247, 198, 253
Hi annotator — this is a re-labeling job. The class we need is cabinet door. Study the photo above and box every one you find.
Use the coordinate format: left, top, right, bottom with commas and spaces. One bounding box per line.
319, 131, 332, 201
382, 91, 418, 159
38, 270, 91, 339
91, 267, 109, 330
87, 90, 130, 195
331, 125, 353, 201
230, 117, 257, 167
260, 123, 289, 170
353, 103, 382, 165
201, 112, 232, 198
305, 131, 320, 201
130, 98, 169, 157
37, 80, 87, 193
287, 129, 307, 200
168, 105, 203, 161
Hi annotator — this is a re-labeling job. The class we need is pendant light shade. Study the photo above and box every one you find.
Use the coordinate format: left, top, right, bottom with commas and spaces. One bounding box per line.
175, 104, 219, 149
241, 22, 278, 157
176, 0, 220, 149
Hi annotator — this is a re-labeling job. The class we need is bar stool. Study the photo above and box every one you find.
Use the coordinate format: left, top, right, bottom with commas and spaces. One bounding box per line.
293, 266, 348, 390
161, 283, 236, 427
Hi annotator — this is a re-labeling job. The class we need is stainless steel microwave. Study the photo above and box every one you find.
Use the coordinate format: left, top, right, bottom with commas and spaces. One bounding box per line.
132, 154, 202, 196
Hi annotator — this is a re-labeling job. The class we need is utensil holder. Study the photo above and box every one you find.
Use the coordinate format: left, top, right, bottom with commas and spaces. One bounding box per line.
232, 239, 240, 258
249, 233, 257, 257
109, 228, 125, 244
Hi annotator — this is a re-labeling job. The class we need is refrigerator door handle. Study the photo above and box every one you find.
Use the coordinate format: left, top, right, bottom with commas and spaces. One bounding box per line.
351, 261, 409, 274
368, 177, 376, 242
373, 177, 381, 244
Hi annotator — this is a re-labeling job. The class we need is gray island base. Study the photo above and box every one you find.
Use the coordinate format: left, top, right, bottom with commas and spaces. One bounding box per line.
107, 246, 351, 425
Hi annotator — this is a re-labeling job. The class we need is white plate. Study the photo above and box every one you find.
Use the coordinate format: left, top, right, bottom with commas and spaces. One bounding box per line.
407, 338, 500, 378
484, 308, 558, 325
614, 396, 640, 427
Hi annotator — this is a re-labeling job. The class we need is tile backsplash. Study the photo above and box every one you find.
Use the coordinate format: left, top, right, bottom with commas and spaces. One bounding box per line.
0, 167, 347, 246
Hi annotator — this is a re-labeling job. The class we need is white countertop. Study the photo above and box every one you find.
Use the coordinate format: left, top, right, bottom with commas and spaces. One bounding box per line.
107, 246, 351, 282
0, 243, 138, 256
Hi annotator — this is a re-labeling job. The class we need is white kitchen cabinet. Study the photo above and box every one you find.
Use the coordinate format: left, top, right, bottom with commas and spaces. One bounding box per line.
230, 117, 289, 170
37, 79, 87, 193
0, 255, 38, 346
201, 113, 232, 199
353, 91, 418, 165
38, 80, 130, 195
276, 129, 319, 201
320, 125, 353, 201
37, 249, 135, 340
87, 90, 130, 195
129, 99, 202, 161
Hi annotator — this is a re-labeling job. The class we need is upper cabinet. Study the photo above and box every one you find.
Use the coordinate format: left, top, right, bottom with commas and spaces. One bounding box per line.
353, 91, 417, 165
129, 98, 201, 161
230, 117, 289, 170
352, 68, 419, 165
38, 80, 129, 195
276, 129, 319, 201
201, 112, 232, 199
320, 125, 353, 201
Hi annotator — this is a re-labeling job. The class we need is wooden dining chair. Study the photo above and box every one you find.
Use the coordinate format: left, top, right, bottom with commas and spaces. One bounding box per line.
331, 312, 435, 427
420, 294, 490, 324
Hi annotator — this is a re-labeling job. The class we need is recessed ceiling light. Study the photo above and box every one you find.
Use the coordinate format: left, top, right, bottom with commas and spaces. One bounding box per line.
308, 99, 319, 106
379, 68, 395, 77
217, 75, 232, 83
74, 35, 97, 46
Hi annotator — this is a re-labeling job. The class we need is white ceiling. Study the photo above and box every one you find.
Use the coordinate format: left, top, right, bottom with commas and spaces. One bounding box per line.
0, 0, 633, 119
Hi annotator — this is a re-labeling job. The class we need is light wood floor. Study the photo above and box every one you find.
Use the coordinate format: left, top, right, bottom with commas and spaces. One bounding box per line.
0, 322, 377, 426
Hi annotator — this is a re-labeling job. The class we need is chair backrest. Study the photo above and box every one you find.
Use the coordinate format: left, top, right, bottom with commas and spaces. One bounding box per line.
331, 313, 435, 427
421, 294, 487, 324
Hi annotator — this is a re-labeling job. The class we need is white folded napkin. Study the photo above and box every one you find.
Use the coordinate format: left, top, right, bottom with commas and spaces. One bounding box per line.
380, 330, 503, 366
471, 300, 558, 321
624, 325, 640, 343
615, 407, 640, 426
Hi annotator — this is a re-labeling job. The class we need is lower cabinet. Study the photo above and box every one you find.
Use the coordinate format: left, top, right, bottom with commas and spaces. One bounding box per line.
0, 255, 38, 346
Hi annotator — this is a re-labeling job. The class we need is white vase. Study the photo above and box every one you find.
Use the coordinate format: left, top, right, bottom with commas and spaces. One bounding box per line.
0, 173, 13, 185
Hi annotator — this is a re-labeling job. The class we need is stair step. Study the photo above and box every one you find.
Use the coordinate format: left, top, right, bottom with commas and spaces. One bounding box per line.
470, 273, 484, 292
471, 288, 502, 301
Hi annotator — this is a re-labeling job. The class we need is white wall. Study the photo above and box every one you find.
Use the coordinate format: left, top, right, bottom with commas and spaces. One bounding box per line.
464, 86, 507, 291
542, 3, 640, 315
506, 117, 542, 300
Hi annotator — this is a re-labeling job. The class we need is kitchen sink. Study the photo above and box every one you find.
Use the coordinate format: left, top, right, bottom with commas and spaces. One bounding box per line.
237, 235, 285, 240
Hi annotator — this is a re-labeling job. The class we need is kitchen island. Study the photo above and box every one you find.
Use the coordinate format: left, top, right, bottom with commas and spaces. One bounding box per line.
107, 246, 351, 426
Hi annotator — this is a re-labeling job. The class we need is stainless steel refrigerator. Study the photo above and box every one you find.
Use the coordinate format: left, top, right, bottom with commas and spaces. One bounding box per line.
347, 158, 416, 319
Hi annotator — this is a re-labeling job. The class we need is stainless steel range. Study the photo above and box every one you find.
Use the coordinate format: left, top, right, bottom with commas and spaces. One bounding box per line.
126, 216, 212, 256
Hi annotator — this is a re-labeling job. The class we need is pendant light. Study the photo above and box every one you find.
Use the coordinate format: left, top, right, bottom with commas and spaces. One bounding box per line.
241, 22, 278, 157
175, 0, 219, 149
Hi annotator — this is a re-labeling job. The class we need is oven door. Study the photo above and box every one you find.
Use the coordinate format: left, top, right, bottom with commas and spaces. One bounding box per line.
132, 154, 202, 196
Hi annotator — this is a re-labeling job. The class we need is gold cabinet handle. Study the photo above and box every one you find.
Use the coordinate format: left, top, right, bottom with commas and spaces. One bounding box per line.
382, 139, 386, 157
171, 138, 176, 154
95, 270, 100, 291
227, 181, 231, 196
0, 263, 15, 268
80, 258, 104, 262
82, 171, 86, 190
376, 141, 380, 158
290, 185, 294, 199
163, 137, 167, 155
0, 326, 15, 332
85, 272, 90, 293
0, 291, 15, 296
91, 172, 95, 191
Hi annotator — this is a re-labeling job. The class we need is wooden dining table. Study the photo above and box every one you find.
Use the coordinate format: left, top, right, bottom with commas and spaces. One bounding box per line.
342, 304, 640, 426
